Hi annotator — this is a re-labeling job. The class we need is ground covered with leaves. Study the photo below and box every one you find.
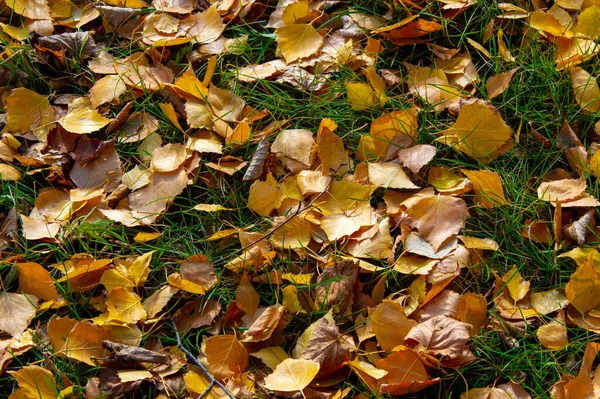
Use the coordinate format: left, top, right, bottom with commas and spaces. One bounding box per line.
1, 0, 600, 398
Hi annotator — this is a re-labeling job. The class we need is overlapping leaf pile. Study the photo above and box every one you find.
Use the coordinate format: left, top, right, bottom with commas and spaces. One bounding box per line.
1, 0, 600, 397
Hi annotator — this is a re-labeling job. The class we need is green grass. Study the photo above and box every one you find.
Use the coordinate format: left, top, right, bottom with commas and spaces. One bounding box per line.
1, 0, 600, 397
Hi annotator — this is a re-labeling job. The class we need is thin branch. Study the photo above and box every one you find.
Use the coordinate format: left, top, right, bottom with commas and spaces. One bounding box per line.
215, 165, 345, 266
169, 317, 235, 399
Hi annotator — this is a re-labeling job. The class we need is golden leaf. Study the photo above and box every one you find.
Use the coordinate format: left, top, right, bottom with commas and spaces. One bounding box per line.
250, 347, 289, 370
89, 75, 127, 108
275, 24, 324, 63
369, 300, 417, 351
439, 103, 514, 162
4, 88, 55, 141
59, 107, 111, 134
461, 170, 508, 208
9, 365, 57, 399
263, 358, 320, 392
106, 288, 147, 323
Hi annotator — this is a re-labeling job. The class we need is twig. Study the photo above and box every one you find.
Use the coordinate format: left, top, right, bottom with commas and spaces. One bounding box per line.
215, 168, 341, 266
169, 317, 235, 399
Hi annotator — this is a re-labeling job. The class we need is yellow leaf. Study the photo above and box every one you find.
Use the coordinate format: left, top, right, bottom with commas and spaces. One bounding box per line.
565, 253, 600, 313
226, 120, 251, 146
529, 10, 574, 37
537, 322, 568, 350
207, 84, 245, 123
133, 231, 162, 243
263, 358, 320, 392
193, 204, 234, 212
0, 23, 27, 41
9, 365, 57, 399
247, 173, 284, 217
346, 82, 379, 111
4, 88, 55, 141
406, 67, 462, 111
16, 262, 58, 301
317, 119, 350, 176
51, 320, 109, 365
456, 293, 487, 335
167, 254, 218, 295
59, 107, 111, 134
0, 292, 37, 337
439, 103, 514, 162
571, 67, 600, 113
502, 266, 530, 302
368, 162, 419, 189
461, 170, 508, 208
151, 143, 188, 172
5, 0, 50, 19
269, 216, 312, 249
275, 23, 324, 63
185, 99, 213, 128
89, 75, 127, 108
159, 103, 184, 132
174, 64, 208, 99
250, 347, 289, 370
204, 335, 249, 380
282, 0, 311, 24
187, 130, 222, 154
575, 5, 600, 38
282, 285, 306, 314
0, 163, 21, 181
128, 251, 154, 286
106, 288, 147, 323
537, 178, 586, 202
143, 285, 179, 318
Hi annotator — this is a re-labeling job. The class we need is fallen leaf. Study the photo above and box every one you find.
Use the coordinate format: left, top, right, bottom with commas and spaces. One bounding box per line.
16, 262, 59, 301
275, 24, 324, 63
250, 347, 289, 370
461, 169, 508, 208
370, 300, 417, 351
407, 195, 469, 251
502, 266, 530, 302
59, 107, 111, 134
168, 254, 218, 295
4, 88, 55, 141
293, 311, 354, 377
571, 67, 600, 113
9, 365, 57, 399
0, 292, 37, 337
368, 162, 419, 189
538, 321, 568, 350
565, 253, 600, 313
263, 358, 320, 392
404, 315, 472, 359
439, 103, 514, 162
486, 68, 519, 99
205, 334, 249, 380
106, 288, 147, 323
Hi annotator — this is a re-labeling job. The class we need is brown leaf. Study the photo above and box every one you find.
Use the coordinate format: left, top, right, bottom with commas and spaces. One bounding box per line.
205, 335, 249, 380
369, 300, 417, 351
407, 194, 469, 251
168, 254, 218, 295
404, 315, 472, 359
293, 311, 354, 377
315, 260, 358, 313
243, 304, 285, 342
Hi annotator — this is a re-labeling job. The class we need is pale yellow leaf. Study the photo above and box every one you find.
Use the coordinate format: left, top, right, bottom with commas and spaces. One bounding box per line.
263, 358, 320, 392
